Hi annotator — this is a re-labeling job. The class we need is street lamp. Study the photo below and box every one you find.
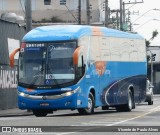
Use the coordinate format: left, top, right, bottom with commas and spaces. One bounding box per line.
134, 19, 160, 31
132, 8, 160, 24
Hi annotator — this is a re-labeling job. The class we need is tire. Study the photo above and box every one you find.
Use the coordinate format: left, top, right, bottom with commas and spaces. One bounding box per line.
124, 90, 133, 111
116, 105, 125, 112
116, 90, 134, 112
78, 92, 94, 115
148, 100, 153, 105
148, 92, 153, 105
32, 110, 48, 117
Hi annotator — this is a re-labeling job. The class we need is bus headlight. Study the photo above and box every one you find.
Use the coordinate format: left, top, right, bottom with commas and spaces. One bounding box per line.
19, 92, 25, 97
65, 91, 72, 96
62, 86, 80, 97
18, 92, 29, 97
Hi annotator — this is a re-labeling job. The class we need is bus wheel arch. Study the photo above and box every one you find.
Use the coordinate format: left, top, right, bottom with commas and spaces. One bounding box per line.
90, 88, 95, 102
116, 85, 135, 112
78, 89, 95, 115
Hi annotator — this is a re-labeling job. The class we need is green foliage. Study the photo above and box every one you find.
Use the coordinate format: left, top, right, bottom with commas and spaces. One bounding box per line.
150, 29, 159, 41
40, 16, 63, 23
146, 29, 159, 47
51, 16, 63, 22
145, 39, 150, 47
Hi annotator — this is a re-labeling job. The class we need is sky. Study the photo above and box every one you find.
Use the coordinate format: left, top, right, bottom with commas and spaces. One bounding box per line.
109, 0, 160, 46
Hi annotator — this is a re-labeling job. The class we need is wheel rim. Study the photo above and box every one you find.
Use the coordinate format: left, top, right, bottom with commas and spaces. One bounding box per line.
128, 93, 132, 109
87, 98, 92, 111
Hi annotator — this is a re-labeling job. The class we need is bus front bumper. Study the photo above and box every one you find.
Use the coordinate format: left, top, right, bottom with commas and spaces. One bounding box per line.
18, 87, 80, 110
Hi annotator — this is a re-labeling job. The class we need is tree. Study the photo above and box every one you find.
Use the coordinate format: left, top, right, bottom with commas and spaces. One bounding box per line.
149, 29, 159, 41
146, 29, 159, 46
145, 39, 150, 47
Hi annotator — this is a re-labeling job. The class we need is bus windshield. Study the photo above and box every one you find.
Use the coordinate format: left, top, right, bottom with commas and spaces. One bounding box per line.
18, 41, 77, 89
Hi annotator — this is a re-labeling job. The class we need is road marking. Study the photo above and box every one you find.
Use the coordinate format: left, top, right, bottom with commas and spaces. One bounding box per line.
107, 106, 160, 126
72, 106, 160, 127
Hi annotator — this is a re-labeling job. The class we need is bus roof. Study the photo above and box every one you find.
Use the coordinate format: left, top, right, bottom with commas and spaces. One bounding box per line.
23, 25, 144, 42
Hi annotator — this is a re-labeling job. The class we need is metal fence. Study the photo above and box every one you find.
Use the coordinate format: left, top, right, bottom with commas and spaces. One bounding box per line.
0, 19, 26, 110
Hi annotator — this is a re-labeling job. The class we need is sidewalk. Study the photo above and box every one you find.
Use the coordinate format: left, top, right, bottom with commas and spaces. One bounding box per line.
0, 108, 33, 117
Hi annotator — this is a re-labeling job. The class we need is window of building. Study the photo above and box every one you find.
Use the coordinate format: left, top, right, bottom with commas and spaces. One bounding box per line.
0, 0, 7, 10
32, 0, 36, 10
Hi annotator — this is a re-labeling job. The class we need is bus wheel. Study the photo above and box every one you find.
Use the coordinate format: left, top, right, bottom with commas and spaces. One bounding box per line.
32, 110, 48, 117
78, 92, 94, 115
124, 90, 133, 111
148, 92, 154, 105
116, 90, 134, 112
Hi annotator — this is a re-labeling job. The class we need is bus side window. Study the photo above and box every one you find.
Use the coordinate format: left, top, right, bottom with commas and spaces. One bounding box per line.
76, 55, 85, 78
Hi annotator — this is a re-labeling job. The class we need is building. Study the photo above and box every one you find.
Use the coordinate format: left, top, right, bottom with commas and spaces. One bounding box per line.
0, 19, 26, 110
147, 46, 160, 94
0, 0, 100, 24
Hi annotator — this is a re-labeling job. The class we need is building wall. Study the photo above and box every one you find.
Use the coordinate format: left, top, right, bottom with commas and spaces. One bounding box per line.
0, 0, 100, 23
147, 46, 160, 94
0, 19, 26, 110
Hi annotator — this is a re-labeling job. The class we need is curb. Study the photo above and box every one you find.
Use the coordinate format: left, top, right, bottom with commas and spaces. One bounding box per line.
0, 110, 33, 117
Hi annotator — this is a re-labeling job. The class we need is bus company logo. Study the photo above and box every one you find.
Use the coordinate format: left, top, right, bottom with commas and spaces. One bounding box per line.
49, 45, 69, 51
2, 127, 12, 132
42, 96, 47, 100
95, 61, 106, 76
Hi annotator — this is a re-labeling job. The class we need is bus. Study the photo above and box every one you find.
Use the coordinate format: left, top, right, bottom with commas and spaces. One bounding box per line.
10, 25, 147, 117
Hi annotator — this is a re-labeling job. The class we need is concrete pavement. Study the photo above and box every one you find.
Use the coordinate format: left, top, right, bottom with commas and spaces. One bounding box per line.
0, 95, 159, 117
0, 108, 33, 117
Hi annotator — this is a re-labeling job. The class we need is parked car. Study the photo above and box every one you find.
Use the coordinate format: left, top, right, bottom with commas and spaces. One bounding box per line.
146, 79, 154, 105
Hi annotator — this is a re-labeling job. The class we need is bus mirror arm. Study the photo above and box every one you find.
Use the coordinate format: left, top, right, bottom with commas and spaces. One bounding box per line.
9, 48, 20, 67
73, 46, 82, 66
81, 55, 86, 73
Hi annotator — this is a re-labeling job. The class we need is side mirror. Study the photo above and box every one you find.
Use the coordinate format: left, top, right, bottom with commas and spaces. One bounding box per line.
9, 48, 20, 67
73, 46, 83, 67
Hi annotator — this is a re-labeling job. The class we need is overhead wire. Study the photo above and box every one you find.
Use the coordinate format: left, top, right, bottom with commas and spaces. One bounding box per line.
19, 0, 25, 15
51, 0, 78, 23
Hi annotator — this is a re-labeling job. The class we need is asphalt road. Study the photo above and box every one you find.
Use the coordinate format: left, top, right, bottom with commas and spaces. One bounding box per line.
0, 95, 160, 135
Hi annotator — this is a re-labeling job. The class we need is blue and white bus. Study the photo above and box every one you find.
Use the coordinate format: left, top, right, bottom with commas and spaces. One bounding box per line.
10, 25, 147, 116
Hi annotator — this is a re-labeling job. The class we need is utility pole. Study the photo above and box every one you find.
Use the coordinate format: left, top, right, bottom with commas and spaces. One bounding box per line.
104, 0, 109, 27
86, 0, 90, 25
120, 0, 123, 31
116, 10, 120, 30
122, 2, 125, 25
25, 0, 32, 32
78, 0, 81, 24
111, 9, 120, 30
122, 0, 143, 31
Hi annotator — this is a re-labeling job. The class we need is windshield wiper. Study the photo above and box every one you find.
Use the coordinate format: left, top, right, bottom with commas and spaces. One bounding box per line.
47, 67, 61, 88
28, 68, 44, 88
